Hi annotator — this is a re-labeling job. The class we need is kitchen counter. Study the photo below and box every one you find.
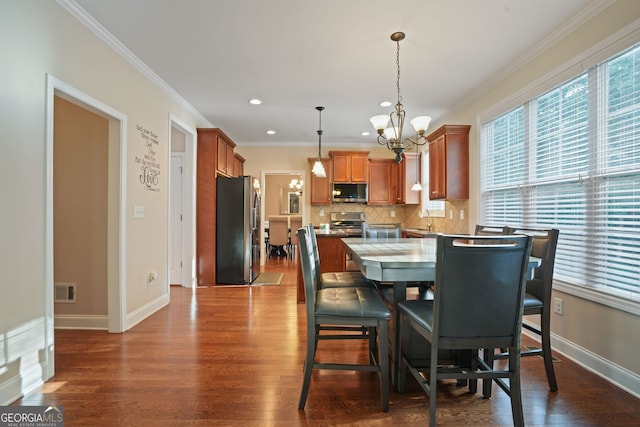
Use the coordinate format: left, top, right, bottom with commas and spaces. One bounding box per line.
402, 228, 438, 238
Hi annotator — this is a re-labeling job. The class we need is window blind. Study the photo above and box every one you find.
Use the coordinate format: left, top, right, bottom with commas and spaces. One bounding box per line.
480, 43, 640, 303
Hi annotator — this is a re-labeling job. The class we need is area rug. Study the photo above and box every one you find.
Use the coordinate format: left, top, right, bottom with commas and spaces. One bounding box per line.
252, 272, 284, 286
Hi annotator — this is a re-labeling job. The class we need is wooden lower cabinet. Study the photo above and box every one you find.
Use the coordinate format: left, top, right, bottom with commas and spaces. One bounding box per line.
297, 233, 346, 303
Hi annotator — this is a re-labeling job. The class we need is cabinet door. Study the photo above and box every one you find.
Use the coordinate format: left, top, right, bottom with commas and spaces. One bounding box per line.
429, 135, 446, 200
309, 158, 332, 204
233, 153, 244, 177
368, 159, 397, 205
332, 154, 350, 182
350, 154, 369, 182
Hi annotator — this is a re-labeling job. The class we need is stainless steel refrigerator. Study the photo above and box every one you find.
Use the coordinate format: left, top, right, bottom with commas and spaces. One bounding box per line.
216, 176, 261, 284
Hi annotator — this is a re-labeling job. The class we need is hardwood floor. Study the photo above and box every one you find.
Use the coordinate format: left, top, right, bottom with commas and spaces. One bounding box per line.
15, 255, 640, 426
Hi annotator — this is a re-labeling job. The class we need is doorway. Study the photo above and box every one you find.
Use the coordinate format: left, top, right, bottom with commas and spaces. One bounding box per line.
46, 74, 126, 349
260, 170, 306, 265
168, 118, 197, 288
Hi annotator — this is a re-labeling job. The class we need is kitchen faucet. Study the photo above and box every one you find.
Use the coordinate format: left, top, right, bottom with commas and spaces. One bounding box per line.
420, 208, 433, 232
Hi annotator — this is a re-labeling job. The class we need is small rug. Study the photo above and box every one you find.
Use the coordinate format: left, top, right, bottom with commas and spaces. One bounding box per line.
252, 272, 284, 286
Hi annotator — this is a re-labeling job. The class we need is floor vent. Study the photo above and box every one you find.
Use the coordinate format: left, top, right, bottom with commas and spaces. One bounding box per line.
55, 283, 77, 303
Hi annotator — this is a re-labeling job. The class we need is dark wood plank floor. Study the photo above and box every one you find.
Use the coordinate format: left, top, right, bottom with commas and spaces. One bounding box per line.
15, 255, 640, 426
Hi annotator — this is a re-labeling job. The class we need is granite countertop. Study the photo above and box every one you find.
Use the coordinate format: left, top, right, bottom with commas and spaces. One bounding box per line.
313, 229, 350, 237
403, 228, 439, 238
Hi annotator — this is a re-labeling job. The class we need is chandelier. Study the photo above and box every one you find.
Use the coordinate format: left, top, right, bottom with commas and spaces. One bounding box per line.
311, 106, 327, 177
289, 177, 303, 194
370, 32, 431, 164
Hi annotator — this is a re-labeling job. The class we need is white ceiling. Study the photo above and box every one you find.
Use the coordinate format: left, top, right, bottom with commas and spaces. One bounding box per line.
72, 0, 600, 147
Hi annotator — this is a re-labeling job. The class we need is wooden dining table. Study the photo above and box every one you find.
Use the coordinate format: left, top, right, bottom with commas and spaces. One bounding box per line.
342, 236, 541, 387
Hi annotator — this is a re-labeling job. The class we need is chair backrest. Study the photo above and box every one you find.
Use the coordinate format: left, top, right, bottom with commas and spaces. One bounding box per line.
432, 234, 532, 349
362, 222, 401, 239
297, 227, 319, 325
305, 224, 323, 284
268, 215, 289, 246
289, 215, 303, 246
475, 224, 510, 235
507, 227, 559, 303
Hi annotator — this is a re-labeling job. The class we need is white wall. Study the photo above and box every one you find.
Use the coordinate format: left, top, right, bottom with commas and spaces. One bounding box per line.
0, 0, 209, 404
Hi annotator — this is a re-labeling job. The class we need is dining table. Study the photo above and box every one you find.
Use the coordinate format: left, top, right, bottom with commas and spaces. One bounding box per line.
341, 236, 542, 387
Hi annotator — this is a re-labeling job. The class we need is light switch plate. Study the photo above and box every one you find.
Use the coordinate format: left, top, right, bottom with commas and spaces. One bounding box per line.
134, 205, 145, 219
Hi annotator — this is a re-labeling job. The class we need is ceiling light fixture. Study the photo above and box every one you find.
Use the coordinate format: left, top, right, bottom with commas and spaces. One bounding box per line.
249, 98, 262, 105
311, 106, 327, 178
411, 144, 423, 191
370, 32, 431, 164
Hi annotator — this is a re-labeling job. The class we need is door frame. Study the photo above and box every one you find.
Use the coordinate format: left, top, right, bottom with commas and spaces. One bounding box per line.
260, 170, 306, 265
45, 74, 127, 347
168, 117, 197, 288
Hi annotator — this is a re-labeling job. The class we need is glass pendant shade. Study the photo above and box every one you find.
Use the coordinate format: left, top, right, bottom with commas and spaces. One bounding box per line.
370, 115, 391, 133
410, 116, 432, 134
383, 127, 398, 141
312, 160, 326, 177
411, 182, 423, 191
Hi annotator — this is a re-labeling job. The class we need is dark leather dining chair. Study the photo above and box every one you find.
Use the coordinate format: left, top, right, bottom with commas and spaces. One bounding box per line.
475, 224, 510, 235
362, 222, 402, 238
489, 227, 560, 392
305, 224, 375, 289
397, 234, 533, 427
297, 227, 391, 412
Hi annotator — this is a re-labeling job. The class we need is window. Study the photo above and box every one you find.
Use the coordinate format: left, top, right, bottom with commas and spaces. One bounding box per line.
420, 146, 446, 217
480, 43, 640, 306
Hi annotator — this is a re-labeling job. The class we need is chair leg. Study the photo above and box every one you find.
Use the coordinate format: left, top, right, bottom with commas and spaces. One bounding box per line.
483, 348, 494, 398
428, 349, 438, 427
541, 314, 558, 391
379, 320, 389, 412
298, 327, 317, 410
509, 349, 525, 427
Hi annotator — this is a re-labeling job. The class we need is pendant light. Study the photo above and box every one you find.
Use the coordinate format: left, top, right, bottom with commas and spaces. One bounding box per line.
311, 106, 327, 177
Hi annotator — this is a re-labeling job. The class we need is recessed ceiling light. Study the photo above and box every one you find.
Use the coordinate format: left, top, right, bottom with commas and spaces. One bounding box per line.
380, 101, 392, 107
361, 131, 370, 136
249, 98, 262, 105
266, 130, 276, 135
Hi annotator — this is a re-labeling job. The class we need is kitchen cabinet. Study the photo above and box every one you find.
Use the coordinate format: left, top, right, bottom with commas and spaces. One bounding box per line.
196, 128, 219, 285
368, 153, 420, 205
329, 151, 369, 183
216, 130, 236, 177
427, 124, 470, 200
368, 159, 397, 205
308, 158, 332, 204
397, 152, 420, 205
233, 152, 245, 177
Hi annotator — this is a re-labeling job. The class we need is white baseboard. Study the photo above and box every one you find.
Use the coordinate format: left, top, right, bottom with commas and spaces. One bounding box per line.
0, 361, 49, 406
523, 329, 640, 399
125, 292, 169, 330
54, 314, 108, 330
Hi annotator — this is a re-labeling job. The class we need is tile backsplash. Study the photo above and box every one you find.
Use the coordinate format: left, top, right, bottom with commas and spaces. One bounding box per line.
309, 200, 469, 234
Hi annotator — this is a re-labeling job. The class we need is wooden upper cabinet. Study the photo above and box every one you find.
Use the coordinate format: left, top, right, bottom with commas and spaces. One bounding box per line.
233, 153, 245, 177
397, 152, 421, 205
216, 130, 236, 177
368, 159, 397, 205
427, 124, 470, 200
329, 151, 369, 183
309, 158, 333, 204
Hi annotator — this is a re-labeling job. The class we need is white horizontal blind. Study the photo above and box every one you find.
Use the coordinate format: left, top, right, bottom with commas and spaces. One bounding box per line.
480, 43, 640, 303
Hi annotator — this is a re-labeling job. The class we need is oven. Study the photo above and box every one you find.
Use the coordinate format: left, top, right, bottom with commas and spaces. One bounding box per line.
329, 211, 365, 237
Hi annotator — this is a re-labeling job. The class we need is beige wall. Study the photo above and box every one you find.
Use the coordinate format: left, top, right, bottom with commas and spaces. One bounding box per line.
0, 0, 208, 404
438, 1, 640, 384
54, 96, 108, 316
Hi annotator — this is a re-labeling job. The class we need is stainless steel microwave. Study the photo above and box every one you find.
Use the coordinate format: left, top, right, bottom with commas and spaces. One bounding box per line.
332, 183, 367, 203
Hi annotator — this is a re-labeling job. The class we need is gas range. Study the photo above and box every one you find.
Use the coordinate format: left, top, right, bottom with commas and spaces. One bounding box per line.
330, 212, 365, 236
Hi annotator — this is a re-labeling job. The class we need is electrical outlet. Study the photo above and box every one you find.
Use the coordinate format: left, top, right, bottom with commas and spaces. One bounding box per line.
460, 210, 465, 220
319, 209, 324, 217
390, 210, 396, 218
553, 297, 563, 315
449, 210, 453, 219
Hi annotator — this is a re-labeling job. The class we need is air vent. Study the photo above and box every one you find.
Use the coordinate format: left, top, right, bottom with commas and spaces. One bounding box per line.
55, 283, 77, 303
